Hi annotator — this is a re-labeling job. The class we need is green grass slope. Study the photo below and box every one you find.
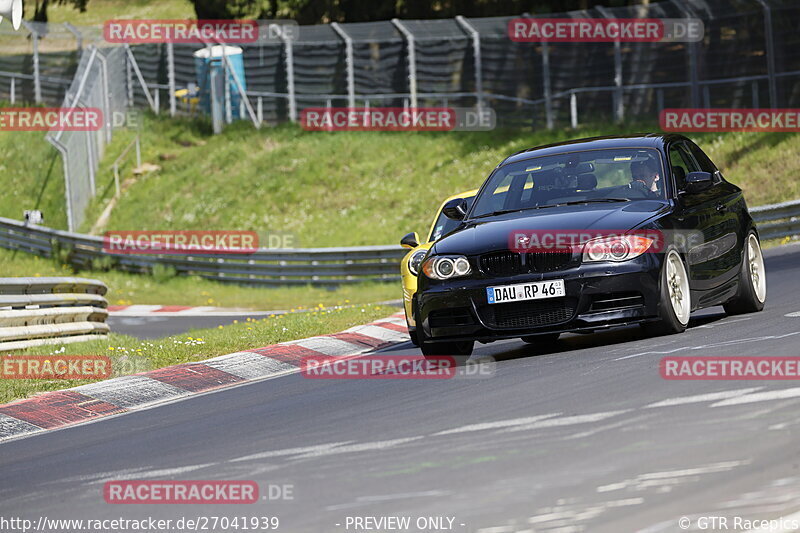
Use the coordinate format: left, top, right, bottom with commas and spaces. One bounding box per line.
3, 115, 799, 249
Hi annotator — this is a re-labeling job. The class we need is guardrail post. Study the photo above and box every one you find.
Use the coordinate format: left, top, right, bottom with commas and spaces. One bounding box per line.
331, 23, 355, 110
755, 0, 778, 108
392, 19, 418, 109
456, 16, 484, 110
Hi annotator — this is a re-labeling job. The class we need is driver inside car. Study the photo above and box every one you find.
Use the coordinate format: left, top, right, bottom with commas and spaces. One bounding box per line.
629, 158, 662, 196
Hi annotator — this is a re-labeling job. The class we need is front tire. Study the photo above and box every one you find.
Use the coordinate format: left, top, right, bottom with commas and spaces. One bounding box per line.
642, 248, 691, 336
724, 232, 766, 315
419, 328, 474, 356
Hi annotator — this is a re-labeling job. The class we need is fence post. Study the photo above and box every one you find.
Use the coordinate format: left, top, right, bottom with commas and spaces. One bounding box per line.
222, 46, 232, 124
670, 0, 700, 107
94, 51, 113, 144
570, 92, 578, 129
219, 52, 261, 129
167, 42, 176, 117
755, 0, 777, 108
45, 137, 74, 231
392, 19, 418, 109
455, 16, 483, 109
64, 22, 83, 51
331, 22, 355, 109
10, 76, 15, 104
126, 45, 134, 106
22, 22, 42, 103
542, 42, 554, 129
125, 45, 157, 112
208, 45, 223, 134
281, 32, 297, 122
596, 6, 623, 122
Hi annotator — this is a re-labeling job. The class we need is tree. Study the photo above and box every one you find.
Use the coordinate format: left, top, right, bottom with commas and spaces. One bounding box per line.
30, 0, 89, 23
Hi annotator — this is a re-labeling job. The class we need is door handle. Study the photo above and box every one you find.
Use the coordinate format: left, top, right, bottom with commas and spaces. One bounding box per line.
715, 203, 727, 212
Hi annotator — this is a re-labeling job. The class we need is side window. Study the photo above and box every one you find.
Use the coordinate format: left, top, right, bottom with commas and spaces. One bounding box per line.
686, 141, 720, 181
669, 143, 699, 192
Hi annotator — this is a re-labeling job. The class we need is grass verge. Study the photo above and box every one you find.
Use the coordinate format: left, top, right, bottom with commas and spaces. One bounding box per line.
0, 302, 400, 404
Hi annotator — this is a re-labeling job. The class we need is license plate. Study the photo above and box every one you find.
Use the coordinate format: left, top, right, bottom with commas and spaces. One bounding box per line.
486, 280, 565, 304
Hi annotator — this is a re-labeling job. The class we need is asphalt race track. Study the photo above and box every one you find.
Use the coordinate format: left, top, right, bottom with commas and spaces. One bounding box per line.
2, 245, 800, 532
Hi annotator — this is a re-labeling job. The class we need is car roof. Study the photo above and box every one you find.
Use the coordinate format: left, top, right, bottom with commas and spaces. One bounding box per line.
501, 134, 686, 167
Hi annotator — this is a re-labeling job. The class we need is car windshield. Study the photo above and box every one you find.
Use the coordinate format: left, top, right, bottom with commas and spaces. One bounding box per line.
429, 196, 475, 241
470, 148, 667, 218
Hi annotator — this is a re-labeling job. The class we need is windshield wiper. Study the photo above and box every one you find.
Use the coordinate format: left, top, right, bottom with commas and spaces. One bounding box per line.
470, 207, 533, 219
471, 198, 630, 219
550, 198, 631, 207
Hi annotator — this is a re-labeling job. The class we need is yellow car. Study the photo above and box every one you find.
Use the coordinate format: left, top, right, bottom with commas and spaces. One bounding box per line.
400, 190, 478, 345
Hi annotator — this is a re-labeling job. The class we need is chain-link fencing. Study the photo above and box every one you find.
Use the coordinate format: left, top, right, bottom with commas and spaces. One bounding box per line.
1, 0, 800, 228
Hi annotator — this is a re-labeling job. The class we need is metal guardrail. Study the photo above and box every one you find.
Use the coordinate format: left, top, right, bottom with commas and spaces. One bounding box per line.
0, 200, 796, 290
0, 217, 405, 287
750, 200, 800, 241
0, 276, 109, 352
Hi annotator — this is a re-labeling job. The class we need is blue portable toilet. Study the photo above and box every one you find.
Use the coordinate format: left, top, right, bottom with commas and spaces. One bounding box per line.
193, 45, 247, 118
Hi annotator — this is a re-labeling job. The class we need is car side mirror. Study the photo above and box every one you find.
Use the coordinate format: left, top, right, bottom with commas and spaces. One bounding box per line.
442, 198, 468, 221
684, 171, 713, 193
400, 232, 420, 249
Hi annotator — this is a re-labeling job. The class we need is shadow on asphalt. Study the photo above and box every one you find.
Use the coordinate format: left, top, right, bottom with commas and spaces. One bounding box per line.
485, 308, 730, 363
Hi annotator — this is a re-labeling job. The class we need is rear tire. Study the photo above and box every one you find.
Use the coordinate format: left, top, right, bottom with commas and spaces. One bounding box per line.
723, 232, 766, 315
642, 248, 690, 336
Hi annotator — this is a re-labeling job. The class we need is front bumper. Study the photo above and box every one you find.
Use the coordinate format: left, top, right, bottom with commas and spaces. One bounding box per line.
416, 254, 662, 343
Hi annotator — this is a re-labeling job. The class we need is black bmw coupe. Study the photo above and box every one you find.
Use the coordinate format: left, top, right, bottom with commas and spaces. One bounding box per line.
413, 134, 766, 356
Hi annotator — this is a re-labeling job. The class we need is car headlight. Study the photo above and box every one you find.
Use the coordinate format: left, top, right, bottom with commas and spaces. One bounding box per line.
422, 255, 472, 280
408, 250, 428, 276
583, 235, 654, 262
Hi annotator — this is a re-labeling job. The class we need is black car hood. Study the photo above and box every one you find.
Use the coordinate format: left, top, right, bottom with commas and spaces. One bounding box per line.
432, 200, 669, 256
